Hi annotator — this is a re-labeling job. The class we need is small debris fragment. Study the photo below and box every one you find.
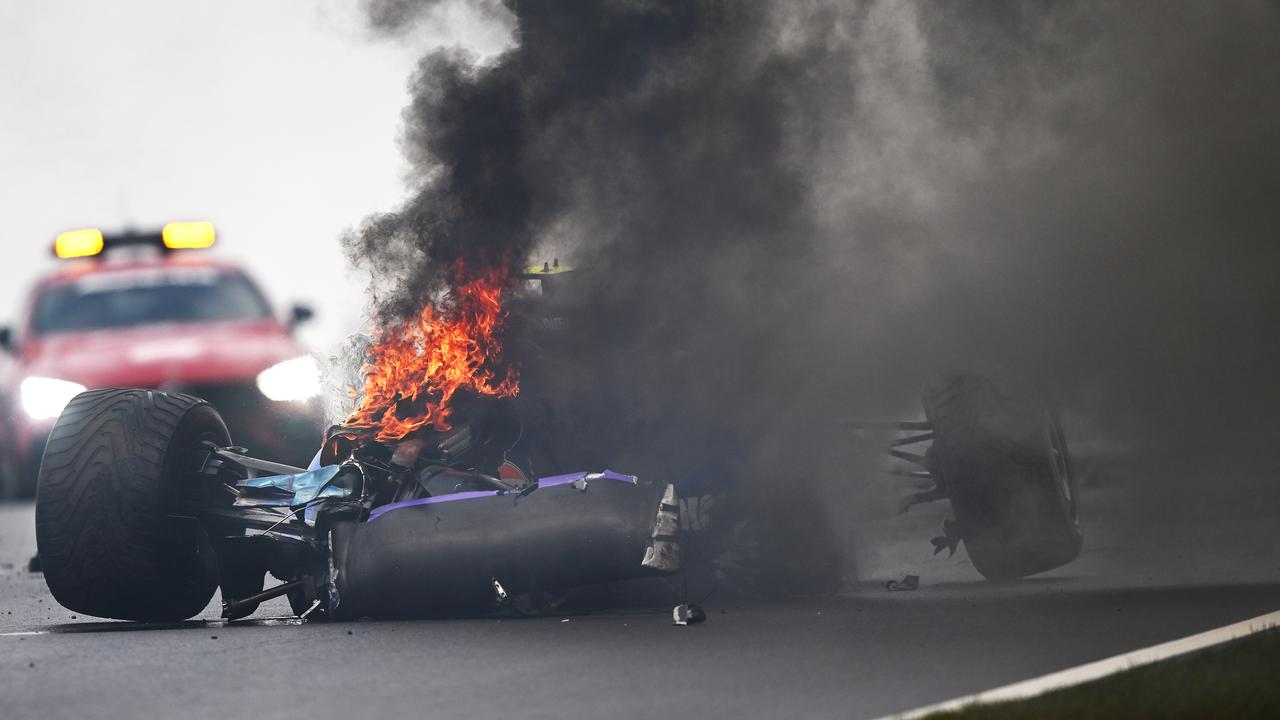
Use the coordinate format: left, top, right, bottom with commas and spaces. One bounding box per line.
561, 618, 570, 623
210, 635, 219, 640
29, 662, 34, 668
299, 599, 322, 620
346, 630, 353, 635
672, 604, 707, 626
885, 574, 920, 591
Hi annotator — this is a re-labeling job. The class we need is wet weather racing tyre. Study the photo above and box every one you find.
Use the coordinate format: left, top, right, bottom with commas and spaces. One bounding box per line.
922, 375, 1082, 580
35, 389, 228, 621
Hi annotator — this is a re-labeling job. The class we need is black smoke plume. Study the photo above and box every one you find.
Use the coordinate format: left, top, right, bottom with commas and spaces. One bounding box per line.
344, 1, 1280, 582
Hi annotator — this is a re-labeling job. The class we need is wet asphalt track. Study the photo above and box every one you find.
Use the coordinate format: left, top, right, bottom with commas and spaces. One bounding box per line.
2, 459, 1277, 720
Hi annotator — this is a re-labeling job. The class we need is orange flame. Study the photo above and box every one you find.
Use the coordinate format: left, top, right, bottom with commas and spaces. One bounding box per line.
343, 264, 519, 442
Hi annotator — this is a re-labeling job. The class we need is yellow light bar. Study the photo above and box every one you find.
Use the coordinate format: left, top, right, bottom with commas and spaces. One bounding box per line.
162, 221, 216, 250
54, 228, 105, 259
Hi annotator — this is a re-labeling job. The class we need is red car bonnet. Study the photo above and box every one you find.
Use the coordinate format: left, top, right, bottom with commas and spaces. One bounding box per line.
21, 320, 303, 389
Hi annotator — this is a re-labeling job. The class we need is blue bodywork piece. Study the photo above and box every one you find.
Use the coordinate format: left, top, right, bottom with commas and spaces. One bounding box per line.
233, 465, 350, 508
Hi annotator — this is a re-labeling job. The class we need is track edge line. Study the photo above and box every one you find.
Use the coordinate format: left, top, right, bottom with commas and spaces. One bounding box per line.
877, 608, 1280, 720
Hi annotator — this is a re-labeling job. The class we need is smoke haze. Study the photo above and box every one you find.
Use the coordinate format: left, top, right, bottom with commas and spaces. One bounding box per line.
343, 1, 1280, 576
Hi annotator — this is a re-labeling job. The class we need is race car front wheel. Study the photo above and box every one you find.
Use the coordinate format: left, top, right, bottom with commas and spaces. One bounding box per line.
35, 389, 227, 621
922, 374, 1082, 580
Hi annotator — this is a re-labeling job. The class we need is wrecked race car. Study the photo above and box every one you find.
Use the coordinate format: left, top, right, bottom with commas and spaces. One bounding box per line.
33, 388, 680, 622
32, 370, 1081, 624
32, 256, 1079, 623
34, 263, 687, 623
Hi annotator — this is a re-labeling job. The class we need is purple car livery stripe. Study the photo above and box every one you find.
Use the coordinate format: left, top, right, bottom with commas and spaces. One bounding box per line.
367, 470, 638, 522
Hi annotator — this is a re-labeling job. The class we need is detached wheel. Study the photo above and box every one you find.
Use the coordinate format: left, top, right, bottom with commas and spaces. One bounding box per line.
922, 375, 1082, 580
35, 389, 228, 621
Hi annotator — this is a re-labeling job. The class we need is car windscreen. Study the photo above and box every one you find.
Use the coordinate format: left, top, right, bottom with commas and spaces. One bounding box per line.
32, 267, 272, 335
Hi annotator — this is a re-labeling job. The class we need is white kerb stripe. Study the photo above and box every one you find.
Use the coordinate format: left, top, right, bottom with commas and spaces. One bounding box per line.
879, 608, 1280, 720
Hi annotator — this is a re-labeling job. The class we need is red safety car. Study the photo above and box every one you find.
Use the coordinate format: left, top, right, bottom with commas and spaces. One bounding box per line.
0, 223, 325, 497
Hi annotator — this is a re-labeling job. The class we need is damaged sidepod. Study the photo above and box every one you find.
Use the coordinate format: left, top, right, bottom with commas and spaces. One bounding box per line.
329, 472, 679, 619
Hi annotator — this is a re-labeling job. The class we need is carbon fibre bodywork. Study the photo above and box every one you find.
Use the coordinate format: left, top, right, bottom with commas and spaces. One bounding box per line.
330, 473, 677, 619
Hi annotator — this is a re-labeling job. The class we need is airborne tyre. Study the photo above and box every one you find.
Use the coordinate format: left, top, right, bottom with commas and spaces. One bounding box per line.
922, 375, 1082, 580
35, 389, 229, 621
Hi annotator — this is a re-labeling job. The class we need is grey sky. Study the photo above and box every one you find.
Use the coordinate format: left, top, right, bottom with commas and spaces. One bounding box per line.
0, 1, 508, 349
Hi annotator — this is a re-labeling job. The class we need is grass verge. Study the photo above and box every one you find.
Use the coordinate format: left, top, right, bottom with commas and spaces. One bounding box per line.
923, 627, 1280, 719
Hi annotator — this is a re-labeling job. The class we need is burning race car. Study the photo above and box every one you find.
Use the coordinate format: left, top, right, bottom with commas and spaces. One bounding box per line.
34, 388, 680, 621
32, 266, 1079, 623
34, 266, 681, 622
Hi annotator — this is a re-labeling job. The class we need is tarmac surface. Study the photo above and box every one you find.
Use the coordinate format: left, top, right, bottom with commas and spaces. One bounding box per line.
1, 452, 1277, 720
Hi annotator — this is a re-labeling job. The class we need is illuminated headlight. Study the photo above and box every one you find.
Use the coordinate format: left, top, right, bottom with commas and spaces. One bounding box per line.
20, 377, 87, 421
256, 356, 321, 402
